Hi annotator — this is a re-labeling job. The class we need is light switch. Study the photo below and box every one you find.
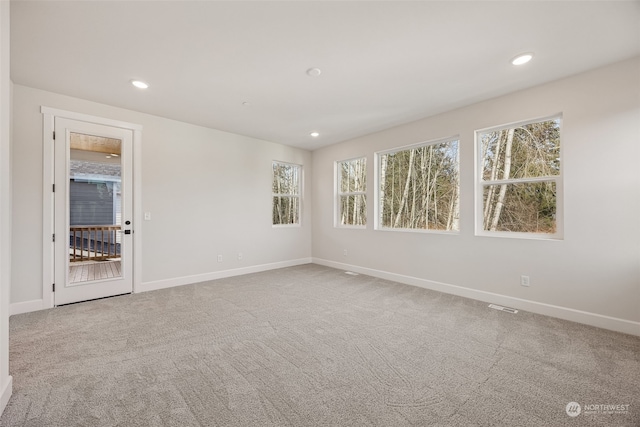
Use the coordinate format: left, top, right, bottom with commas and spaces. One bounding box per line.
144, 212, 151, 221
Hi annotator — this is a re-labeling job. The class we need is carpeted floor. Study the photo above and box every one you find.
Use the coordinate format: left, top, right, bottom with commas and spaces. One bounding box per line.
2, 264, 639, 426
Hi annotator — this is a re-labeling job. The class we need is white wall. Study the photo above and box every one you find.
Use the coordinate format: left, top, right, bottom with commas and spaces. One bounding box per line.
312, 57, 640, 335
0, 0, 13, 414
11, 85, 312, 307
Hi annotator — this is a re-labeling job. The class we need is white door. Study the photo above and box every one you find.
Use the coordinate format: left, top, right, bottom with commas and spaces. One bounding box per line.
54, 118, 134, 305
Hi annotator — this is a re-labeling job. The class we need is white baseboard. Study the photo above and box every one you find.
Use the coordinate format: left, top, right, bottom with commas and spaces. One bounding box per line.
10, 299, 44, 316
0, 376, 12, 416
312, 258, 640, 337
8, 260, 314, 314
140, 258, 313, 293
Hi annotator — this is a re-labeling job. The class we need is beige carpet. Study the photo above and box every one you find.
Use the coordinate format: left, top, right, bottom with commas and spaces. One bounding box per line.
2, 264, 639, 426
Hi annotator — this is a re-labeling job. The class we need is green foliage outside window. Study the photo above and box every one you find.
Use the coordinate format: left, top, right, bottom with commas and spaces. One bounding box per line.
479, 118, 561, 234
338, 158, 366, 226
272, 162, 301, 225
379, 139, 459, 231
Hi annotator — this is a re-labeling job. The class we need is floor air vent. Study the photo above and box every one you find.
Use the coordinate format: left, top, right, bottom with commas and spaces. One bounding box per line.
344, 271, 359, 276
488, 304, 518, 314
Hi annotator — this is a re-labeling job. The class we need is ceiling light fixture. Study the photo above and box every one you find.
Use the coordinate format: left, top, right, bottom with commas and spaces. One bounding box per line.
306, 68, 322, 77
131, 80, 149, 89
511, 53, 534, 66
310, 132, 320, 138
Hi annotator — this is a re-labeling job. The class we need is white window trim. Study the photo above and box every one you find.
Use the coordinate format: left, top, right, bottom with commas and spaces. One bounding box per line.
374, 135, 460, 233
335, 156, 367, 229
474, 114, 563, 240
272, 160, 302, 227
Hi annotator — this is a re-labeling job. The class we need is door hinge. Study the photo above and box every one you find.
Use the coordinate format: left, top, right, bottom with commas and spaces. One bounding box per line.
52, 184, 55, 192
52, 283, 55, 292
52, 233, 55, 242
53, 131, 56, 140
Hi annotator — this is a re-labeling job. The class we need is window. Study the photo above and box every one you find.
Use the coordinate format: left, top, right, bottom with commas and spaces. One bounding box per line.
337, 157, 366, 227
272, 161, 301, 225
377, 137, 459, 231
477, 116, 561, 237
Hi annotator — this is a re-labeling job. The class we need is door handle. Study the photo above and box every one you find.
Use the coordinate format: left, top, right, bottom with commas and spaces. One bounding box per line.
124, 230, 132, 235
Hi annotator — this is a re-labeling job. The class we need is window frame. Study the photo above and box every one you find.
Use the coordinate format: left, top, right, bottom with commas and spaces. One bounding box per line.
271, 160, 302, 227
335, 156, 367, 229
475, 114, 563, 240
374, 135, 460, 234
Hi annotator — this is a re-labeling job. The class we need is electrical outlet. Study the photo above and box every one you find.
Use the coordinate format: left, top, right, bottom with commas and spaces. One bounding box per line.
343, 249, 348, 256
520, 275, 530, 287
238, 252, 243, 260
217, 255, 223, 262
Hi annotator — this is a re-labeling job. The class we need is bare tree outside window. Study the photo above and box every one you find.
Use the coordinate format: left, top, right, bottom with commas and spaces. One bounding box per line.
272, 162, 301, 225
479, 117, 561, 235
337, 157, 366, 226
378, 138, 459, 231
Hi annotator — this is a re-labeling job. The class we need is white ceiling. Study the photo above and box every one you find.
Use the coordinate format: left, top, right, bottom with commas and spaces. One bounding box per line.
10, 1, 640, 150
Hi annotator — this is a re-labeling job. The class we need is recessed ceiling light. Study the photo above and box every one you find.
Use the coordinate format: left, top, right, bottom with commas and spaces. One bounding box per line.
131, 80, 149, 89
511, 53, 534, 66
306, 68, 322, 77
310, 132, 320, 137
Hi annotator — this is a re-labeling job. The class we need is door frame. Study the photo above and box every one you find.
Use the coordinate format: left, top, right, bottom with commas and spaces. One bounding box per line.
41, 107, 143, 308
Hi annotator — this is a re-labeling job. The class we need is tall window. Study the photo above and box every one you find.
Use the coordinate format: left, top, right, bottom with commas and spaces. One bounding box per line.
272, 161, 301, 225
477, 116, 561, 237
337, 157, 366, 227
377, 137, 459, 231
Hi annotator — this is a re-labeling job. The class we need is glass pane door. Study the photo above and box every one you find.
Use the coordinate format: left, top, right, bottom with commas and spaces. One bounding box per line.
54, 116, 133, 306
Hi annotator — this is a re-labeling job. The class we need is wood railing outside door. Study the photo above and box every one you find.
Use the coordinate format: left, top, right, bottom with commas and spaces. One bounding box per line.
69, 225, 121, 262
